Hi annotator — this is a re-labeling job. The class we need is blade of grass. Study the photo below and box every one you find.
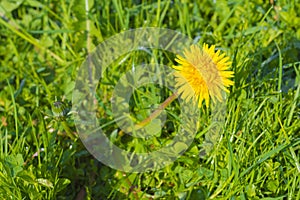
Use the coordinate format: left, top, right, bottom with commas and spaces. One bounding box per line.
240, 143, 288, 178
275, 42, 283, 115
7, 80, 18, 141
287, 64, 300, 126
277, 117, 300, 173
209, 172, 235, 199
112, 0, 125, 29
0, 17, 65, 64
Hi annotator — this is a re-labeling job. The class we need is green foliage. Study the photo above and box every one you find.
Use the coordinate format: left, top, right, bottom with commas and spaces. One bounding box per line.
0, 0, 299, 199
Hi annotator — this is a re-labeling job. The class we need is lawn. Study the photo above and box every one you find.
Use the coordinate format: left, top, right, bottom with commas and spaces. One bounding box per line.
0, 0, 299, 199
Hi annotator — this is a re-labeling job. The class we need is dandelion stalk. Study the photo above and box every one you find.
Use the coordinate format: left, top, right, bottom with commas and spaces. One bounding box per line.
134, 92, 178, 130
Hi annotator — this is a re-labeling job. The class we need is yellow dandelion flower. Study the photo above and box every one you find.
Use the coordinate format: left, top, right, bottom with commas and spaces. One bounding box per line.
173, 43, 234, 107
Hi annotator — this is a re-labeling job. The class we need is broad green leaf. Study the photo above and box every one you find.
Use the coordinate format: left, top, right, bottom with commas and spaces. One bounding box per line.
37, 178, 54, 188
246, 184, 256, 197
4, 154, 24, 178
173, 142, 188, 154
0, 0, 24, 13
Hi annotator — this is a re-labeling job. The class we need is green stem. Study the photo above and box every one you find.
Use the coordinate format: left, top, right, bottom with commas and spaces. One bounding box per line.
128, 92, 178, 132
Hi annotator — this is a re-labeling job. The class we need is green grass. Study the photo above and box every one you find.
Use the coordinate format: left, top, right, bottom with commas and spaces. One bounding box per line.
0, 0, 299, 199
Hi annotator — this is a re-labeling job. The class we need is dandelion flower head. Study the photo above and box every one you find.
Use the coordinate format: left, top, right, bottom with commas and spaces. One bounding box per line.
173, 43, 234, 107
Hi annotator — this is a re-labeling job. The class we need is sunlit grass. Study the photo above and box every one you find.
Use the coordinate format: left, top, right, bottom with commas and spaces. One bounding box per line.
0, 0, 299, 199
